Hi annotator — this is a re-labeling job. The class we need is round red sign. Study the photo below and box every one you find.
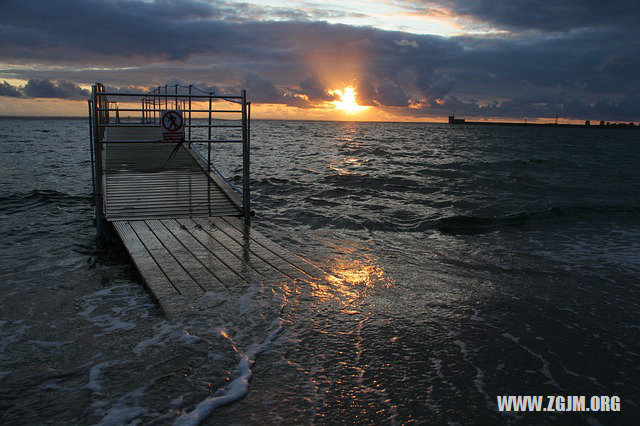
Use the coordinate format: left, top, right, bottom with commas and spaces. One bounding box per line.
161, 110, 184, 131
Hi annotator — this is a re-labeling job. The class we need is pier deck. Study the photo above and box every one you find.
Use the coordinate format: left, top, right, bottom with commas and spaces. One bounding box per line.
90, 84, 317, 317
104, 140, 240, 220
113, 217, 323, 317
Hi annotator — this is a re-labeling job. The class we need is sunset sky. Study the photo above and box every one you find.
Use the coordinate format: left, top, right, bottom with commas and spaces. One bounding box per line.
0, 0, 638, 122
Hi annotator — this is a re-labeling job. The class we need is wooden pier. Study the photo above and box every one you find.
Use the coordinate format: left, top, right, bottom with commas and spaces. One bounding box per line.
89, 83, 320, 316
113, 216, 323, 317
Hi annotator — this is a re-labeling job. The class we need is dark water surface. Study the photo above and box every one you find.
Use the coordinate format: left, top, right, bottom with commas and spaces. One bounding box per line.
1, 118, 639, 424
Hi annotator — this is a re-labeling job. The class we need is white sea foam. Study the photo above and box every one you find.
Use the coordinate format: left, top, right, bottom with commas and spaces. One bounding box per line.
474, 367, 495, 410
91, 315, 136, 334
132, 323, 176, 354
431, 358, 444, 379
77, 285, 152, 336
133, 323, 205, 356
174, 317, 283, 426
97, 386, 148, 426
502, 332, 560, 389
470, 309, 484, 321
452, 339, 469, 357
85, 360, 127, 394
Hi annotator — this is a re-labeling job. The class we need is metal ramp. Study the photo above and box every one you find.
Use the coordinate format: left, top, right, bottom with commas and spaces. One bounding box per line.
104, 141, 240, 220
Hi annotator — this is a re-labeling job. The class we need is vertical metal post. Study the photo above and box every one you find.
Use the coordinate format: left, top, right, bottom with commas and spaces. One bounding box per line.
152, 90, 156, 124
87, 100, 96, 203
188, 85, 192, 144
175, 84, 178, 110
102, 84, 110, 126
164, 85, 168, 109
91, 84, 105, 238
241, 90, 251, 225
141, 98, 145, 123
207, 94, 212, 168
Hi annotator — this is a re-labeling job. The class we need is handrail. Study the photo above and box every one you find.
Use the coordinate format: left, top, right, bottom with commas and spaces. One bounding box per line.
100, 92, 242, 99
190, 143, 243, 195
97, 123, 242, 128
96, 108, 241, 113
100, 139, 243, 144
89, 82, 252, 238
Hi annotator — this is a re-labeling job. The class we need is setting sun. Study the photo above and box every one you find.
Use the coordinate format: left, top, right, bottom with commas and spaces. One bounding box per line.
330, 86, 369, 114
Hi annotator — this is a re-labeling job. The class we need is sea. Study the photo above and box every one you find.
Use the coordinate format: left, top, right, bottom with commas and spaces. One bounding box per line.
1, 118, 639, 424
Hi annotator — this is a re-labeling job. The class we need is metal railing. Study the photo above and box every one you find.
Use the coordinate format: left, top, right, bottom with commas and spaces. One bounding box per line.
88, 82, 252, 238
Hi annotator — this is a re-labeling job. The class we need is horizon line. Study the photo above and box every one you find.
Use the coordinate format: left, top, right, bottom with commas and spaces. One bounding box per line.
0, 115, 637, 126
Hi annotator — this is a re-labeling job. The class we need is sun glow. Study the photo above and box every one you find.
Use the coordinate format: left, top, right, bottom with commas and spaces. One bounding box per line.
330, 86, 369, 114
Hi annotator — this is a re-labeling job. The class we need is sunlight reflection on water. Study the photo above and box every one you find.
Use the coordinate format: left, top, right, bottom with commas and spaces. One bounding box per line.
303, 239, 391, 304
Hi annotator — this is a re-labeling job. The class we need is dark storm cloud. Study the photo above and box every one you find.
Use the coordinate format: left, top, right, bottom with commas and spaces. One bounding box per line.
415, 92, 640, 122
356, 80, 377, 106
418, 71, 457, 102
0, 0, 638, 120
23, 79, 90, 100
396, 1, 638, 33
376, 81, 409, 107
238, 73, 312, 108
299, 76, 336, 102
0, 81, 22, 97
446, 0, 638, 33
242, 73, 282, 103
0, 0, 366, 64
0, 79, 89, 99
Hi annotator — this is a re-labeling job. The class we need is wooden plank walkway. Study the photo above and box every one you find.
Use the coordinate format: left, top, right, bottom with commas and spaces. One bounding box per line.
112, 217, 325, 317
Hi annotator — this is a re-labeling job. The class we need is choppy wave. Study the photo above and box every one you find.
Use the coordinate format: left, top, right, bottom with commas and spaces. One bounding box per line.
0, 189, 89, 214
436, 205, 640, 235
277, 203, 640, 235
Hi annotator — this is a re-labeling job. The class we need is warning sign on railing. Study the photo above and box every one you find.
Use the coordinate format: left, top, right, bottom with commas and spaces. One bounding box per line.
161, 110, 184, 141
